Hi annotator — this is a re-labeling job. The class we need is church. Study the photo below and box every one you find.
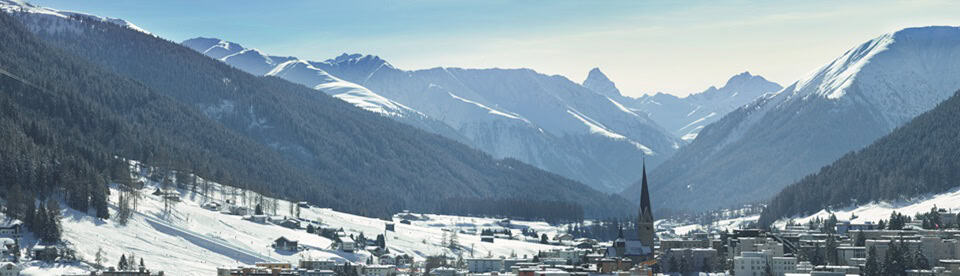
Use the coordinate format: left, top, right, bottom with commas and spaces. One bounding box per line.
606, 160, 656, 264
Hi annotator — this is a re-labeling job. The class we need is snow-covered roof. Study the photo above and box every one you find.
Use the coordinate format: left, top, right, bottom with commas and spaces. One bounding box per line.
0, 219, 22, 228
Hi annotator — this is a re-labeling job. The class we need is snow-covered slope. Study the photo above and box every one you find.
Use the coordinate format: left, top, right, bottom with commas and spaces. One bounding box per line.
778, 187, 960, 229
583, 69, 782, 141
0, 0, 149, 34
184, 38, 681, 192
630, 26, 960, 211
31, 161, 565, 276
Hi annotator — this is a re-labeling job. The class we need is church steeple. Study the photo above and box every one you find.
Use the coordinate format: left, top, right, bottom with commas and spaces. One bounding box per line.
637, 157, 655, 253
640, 158, 652, 215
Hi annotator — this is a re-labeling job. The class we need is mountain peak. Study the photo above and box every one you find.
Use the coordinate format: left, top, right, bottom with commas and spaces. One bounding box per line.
1, 0, 151, 34
582, 67, 623, 98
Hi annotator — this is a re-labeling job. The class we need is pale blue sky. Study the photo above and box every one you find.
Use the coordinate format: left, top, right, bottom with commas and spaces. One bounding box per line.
31, 0, 960, 97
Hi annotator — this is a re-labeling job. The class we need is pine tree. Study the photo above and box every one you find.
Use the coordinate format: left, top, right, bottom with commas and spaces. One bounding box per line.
900, 239, 914, 270
864, 246, 880, 276
118, 254, 128, 270
44, 198, 62, 243
139, 258, 145, 270
128, 252, 137, 270
116, 192, 132, 225
36, 203, 48, 240
668, 257, 678, 273
448, 230, 459, 250
855, 230, 867, 246
825, 234, 839, 265
914, 244, 929, 270
94, 247, 105, 269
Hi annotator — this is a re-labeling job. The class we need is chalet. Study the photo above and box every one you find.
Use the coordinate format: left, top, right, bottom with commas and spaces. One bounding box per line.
0, 220, 21, 237
297, 202, 311, 208
269, 216, 288, 224
400, 220, 411, 225
273, 237, 299, 252
481, 237, 494, 243
226, 205, 250, 216
337, 236, 356, 252
247, 215, 268, 224
385, 223, 395, 232
1, 238, 15, 257
553, 234, 573, 243
299, 260, 336, 271
379, 254, 397, 265
279, 219, 300, 229
202, 202, 221, 211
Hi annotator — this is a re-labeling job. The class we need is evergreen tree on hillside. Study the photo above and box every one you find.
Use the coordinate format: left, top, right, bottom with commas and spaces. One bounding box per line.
855, 230, 866, 246
825, 235, 839, 265
914, 244, 929, 270
864, 246, 880, 276
118, 254, 127, 270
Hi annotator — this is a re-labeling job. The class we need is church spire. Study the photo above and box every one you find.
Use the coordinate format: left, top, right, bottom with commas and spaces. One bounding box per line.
640, 157, 651, 215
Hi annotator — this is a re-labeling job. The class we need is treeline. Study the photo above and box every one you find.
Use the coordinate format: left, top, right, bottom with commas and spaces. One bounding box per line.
437, 197, 584, 224
567, 218, 638, 241
760, 90, 960, 227
12, 11, 636, 219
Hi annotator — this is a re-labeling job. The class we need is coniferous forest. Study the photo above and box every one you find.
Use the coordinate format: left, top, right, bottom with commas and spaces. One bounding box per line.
760, 90, 960, 227
0, 12, 635, 223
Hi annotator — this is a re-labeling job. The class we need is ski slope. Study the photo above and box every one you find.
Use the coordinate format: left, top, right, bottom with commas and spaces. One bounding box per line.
23, 161, 566, 275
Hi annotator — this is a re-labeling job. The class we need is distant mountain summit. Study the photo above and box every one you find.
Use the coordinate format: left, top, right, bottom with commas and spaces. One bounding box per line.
582, 68, 624, 98
627, 26, 960, 211
583, 69, 782, 142
183, 37, 681, 192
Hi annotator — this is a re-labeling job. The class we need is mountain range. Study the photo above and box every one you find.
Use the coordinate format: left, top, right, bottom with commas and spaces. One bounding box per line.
181, 38, 683, 192
625, 26, 960, 211
0, 1, 636, 219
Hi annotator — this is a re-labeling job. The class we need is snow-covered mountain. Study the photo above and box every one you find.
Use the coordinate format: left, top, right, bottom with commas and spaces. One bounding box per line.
181, 37, 470, 144
626, 26, 960, 211
0, 0, 149, 34
183, 38, 681, 192
582, 69, 782, 141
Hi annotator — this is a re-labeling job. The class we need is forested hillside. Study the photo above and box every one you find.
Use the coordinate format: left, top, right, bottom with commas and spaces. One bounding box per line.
759, 90, 960, 227
0, 12, 317, 221
1, 11, 635, 219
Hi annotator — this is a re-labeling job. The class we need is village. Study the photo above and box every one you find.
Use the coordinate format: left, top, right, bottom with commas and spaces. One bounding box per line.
4, 163, 960, 276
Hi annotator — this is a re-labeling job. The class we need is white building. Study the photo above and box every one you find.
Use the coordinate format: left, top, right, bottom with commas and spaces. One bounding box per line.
735, 251, 769, 276
735, 251, 798, 276
466, 258, 504, 273
362, 264, 395, 276
542, 248, 583, 265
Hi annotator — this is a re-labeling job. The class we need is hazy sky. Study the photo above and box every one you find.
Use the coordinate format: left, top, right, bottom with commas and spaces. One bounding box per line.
31, 0, 960, 97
